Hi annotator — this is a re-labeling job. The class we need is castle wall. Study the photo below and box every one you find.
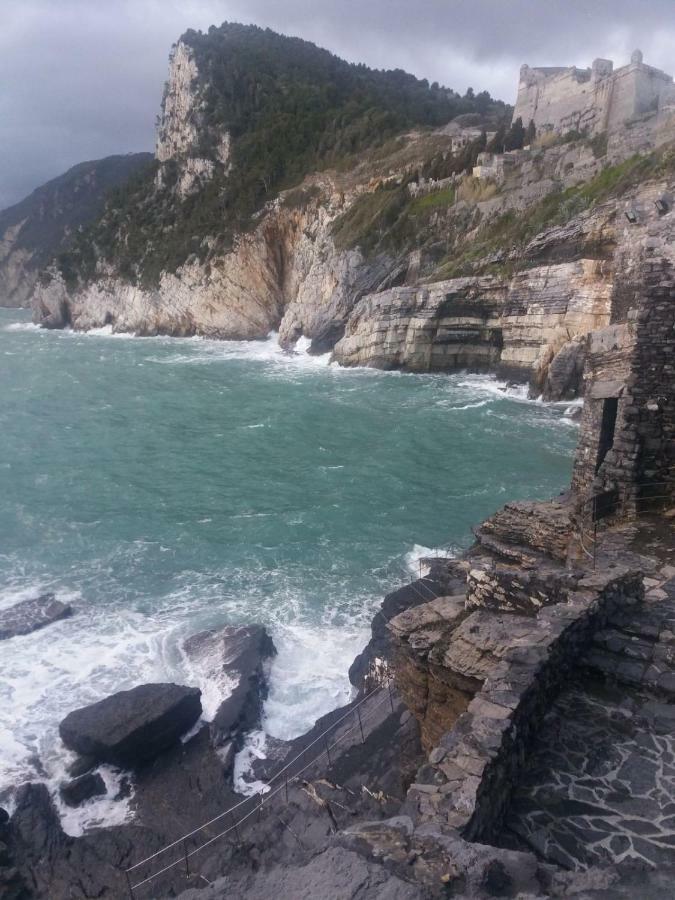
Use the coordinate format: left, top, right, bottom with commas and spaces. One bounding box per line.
606, 63, 673, 133
513, 56, 674, 139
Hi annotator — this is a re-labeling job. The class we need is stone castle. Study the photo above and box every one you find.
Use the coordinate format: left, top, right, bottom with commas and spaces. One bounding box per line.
512, 50, 675, 136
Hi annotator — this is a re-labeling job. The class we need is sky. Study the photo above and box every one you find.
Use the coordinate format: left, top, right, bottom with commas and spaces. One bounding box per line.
2, 0, 675, 210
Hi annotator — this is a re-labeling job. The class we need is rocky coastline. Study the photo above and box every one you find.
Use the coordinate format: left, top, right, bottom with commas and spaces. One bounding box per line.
3, 24, 675, 900
4, 197, 675, 897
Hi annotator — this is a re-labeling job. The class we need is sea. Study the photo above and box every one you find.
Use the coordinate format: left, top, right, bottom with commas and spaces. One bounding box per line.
0, 306, 579, 832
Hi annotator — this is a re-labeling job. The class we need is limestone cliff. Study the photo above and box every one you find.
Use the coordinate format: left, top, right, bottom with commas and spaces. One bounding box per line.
0, 153, 152, 307
33, 175, 396, 345
29, 23, 675, 400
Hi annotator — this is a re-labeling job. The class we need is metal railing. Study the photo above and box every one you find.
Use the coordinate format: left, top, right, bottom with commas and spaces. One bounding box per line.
577, 472, 674, 569
119, 551, 460, 897
124, 674, 402, 896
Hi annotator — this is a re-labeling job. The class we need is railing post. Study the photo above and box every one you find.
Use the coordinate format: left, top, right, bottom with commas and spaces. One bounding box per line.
324, 735, 331, 766
285, 776, 289, 804
356, 705, 365, 743
183, 840, 190, 878
125, 869, 135, 900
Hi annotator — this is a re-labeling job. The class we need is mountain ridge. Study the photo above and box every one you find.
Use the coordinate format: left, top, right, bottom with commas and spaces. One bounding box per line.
0, 153, 153, 307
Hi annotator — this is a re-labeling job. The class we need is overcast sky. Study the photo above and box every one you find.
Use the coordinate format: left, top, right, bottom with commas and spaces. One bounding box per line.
2, 0, 674, 210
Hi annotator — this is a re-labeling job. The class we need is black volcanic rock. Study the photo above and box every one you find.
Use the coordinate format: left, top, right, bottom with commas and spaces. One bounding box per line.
0, 594, 72, 640
183, 624, 276, 748
59, 773, 106, 808
59, 683, 202, 767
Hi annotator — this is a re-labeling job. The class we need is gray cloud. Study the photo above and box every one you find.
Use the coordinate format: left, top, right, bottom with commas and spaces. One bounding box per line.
2, 0, 674, 209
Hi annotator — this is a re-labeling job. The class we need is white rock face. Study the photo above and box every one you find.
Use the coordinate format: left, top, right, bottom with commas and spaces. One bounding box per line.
155, 41, 231, 197
155, 42, 201, 163
32, 179, 392, 345
0, 220, 35, 307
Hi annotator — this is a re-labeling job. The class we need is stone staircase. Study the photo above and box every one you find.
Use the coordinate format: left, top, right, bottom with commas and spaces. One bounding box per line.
584, 572, 675, 696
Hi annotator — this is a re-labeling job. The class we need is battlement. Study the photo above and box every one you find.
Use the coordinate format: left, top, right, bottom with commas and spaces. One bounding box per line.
513, 51, 674, 137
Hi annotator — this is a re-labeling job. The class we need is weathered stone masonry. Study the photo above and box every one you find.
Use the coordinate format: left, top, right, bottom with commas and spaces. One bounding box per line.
513, 51, 675, 138
572, 238, 675, 515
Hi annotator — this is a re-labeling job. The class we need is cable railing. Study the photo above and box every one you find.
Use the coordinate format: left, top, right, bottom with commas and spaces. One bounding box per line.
119, 550, 460, 897
576, 471, 675, 568
123, 671, 401, 897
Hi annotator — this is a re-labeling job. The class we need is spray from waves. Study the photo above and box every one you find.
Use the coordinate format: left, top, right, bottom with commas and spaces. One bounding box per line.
0, 561, 384, 830
233, 620, 369, 796
142, 332, 333, 372
404, 542, 457, 577
2, 322, 42, 332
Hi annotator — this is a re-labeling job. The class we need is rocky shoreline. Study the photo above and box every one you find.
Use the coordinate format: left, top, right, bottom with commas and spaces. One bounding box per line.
2, 499, 673, 899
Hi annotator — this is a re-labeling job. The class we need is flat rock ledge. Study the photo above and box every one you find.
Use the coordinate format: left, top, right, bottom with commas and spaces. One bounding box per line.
0, 593, 72, 640
59, 682, 202, 768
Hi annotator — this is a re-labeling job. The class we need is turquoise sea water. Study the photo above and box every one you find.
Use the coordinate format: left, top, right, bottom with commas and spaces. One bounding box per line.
0, 307, 578, 823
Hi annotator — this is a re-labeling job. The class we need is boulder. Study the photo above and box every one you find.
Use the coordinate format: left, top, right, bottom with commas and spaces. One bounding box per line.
59, 773, 106, 808
0, 594, 72, 640
59, 683, 202, 767
183, 624, 276, 748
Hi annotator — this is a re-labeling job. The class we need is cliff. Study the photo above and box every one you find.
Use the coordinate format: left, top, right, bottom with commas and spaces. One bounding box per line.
0, 153, 152, 307
29, 23, 675, 400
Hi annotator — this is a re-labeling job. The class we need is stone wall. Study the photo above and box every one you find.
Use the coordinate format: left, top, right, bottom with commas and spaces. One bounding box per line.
513, 54, 674, 139
571, 232, 675, 514
400, 568, 644, 841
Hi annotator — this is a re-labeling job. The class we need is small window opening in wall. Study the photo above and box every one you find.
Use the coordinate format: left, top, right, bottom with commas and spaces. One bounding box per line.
596, 397, 619, 473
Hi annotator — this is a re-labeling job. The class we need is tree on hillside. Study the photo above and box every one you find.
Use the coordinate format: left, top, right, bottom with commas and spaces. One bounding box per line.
487, 124, 506, 154
525, 119, 537, 146
504, 116, 526, 151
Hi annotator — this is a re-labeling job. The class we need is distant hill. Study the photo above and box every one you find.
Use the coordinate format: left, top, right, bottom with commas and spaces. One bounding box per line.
0, 153, 153, 307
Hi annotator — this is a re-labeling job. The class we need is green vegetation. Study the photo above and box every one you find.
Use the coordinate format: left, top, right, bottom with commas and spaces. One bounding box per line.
435, 148, 675, 278
59, 22, 507, 288
331, 186, 411, 255
0, 153, 153, 286
590, 132, 609, 159
409, 186, 456, 213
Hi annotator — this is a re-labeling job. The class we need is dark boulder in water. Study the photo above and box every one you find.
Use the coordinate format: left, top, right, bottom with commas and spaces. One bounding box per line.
0, 593, 72, 640
59, 773, 106, 808
183, 624, 276, 749
59, 683, 202, 768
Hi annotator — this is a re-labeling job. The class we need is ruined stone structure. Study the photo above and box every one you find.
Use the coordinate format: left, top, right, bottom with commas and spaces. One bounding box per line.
513, 51, 675, 137
572, 227, 675, 519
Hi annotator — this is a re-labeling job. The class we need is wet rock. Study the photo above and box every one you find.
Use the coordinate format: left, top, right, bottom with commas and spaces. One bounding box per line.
0, 594, 72, 640
182, 624, 276, 748
66, 755, 96, 778
59, 773, 106, 808
11, 783, 68, 857
59, 683, 202, 767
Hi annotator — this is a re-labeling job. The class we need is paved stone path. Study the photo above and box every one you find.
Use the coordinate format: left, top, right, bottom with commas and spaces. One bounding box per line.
500, 678, 675, 870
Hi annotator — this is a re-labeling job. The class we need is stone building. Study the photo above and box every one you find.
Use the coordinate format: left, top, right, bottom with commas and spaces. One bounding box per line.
571, 224, 675, 521
513, 50, 675, 137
